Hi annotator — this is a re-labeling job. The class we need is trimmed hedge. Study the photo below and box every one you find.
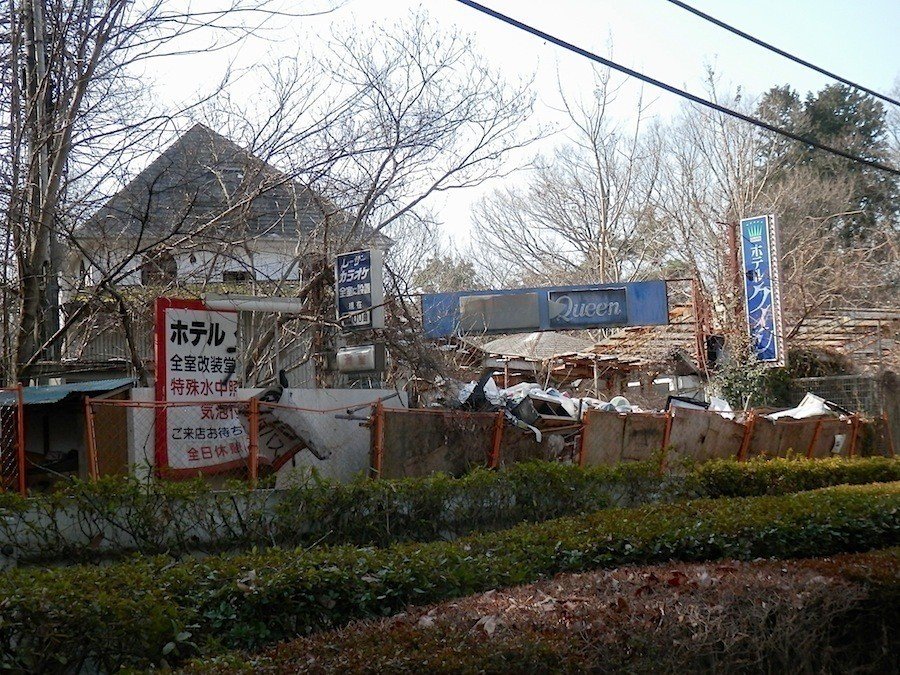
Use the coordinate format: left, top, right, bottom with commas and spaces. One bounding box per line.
0, 482, 897, 671
2, 457, 898, 564
197, 549, 900, 673
692, 455, 900, 497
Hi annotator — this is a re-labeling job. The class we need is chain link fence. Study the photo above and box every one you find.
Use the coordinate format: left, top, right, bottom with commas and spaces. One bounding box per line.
84, 393, 396, 485
791, 375, 882, 416
85, 399, 258, 484
0, 387, 26, 495
81, 387, 895, 487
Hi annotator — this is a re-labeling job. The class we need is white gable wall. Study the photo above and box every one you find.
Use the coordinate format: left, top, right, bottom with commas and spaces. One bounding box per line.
67, 237, 306, 290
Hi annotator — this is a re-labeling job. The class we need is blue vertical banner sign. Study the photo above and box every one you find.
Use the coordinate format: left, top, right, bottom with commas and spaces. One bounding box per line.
335, 249, 385, 330
739, 215, 785, 367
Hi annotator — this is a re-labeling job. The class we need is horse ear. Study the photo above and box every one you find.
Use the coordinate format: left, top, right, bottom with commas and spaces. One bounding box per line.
278, 369, 289, 389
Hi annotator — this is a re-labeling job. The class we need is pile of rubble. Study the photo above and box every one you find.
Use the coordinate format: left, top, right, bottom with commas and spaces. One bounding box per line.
439, 373, 639, 441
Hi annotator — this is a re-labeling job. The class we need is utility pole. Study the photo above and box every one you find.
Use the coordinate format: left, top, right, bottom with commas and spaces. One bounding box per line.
32, 0, 61, 367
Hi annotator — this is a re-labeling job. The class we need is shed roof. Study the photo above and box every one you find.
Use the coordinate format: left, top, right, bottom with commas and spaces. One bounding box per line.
0, 378, 135, 406
789, 307, 899, 371
587, 304, 900, 373
481, 332, 594, 361
589, 305, 699, 369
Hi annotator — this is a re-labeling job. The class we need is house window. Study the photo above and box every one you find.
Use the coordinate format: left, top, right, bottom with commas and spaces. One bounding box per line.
223, 270, 254, 283
140, 250, 177, 286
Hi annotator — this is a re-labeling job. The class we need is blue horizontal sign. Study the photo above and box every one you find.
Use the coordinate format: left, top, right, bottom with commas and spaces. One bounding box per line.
548, 288, 627, 328
421, 280, 667, 338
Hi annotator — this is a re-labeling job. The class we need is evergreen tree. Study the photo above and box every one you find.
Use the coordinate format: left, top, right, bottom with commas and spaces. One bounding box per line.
756, 83, 898, 241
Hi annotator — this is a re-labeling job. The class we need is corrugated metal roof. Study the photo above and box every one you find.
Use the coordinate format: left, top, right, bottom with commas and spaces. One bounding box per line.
0, 378, 135, 406
481, 332, 594, 361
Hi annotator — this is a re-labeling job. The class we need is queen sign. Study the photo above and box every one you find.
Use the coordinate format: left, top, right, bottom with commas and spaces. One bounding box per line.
739, 215, 785, 367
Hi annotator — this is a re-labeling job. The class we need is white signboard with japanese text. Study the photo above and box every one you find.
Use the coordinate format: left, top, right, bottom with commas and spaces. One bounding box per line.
155, 298, 247, 476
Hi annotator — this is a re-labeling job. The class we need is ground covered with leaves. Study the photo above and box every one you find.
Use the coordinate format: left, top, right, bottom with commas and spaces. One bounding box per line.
193, 549, 899, 674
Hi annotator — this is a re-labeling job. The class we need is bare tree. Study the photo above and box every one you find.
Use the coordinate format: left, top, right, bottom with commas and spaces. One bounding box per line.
0, 0, 335, 383
652, 72, 898, 342
470, 68, 666, 288
46, 10, 537, 388
649, 76, 779, 333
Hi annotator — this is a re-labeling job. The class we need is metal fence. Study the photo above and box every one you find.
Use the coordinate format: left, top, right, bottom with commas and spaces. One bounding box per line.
83, 394, 394, 485
80, 394, 895, 488
0, 386, 26, 495
792, 375, 882, 416
85, 398, 259, 484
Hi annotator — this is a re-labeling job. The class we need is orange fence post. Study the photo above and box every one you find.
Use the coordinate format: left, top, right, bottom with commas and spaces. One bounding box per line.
578, 412, 589, 467
247, 397, 259, 486
84, 397, 99, 480
737, 410, 756, 461
489, 410, 504, 468
15, 385, 26, 495
806, 420, 823, 459
371, 400, 384, 478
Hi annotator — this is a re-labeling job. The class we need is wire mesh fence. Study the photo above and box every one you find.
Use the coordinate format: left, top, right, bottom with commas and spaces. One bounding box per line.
83, 390, 895, 488
791, 375, 883, 415
0, 386, 26, 495
85, 398, 259, 484
84, 393, 397, 485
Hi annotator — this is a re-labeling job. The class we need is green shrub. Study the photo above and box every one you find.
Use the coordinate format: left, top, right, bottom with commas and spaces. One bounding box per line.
692, 456, 900, 498
0, 482, 897, 671
1, 457, 897, 564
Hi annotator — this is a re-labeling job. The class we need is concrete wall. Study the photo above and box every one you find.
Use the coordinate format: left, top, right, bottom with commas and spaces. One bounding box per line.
272, 389, 407, 485
125, 387, 406, 484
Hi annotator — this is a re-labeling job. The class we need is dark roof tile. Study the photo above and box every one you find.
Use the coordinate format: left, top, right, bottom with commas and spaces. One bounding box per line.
79, 124, 344, 246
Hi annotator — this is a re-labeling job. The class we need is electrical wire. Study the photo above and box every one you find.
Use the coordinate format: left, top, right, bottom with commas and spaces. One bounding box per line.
454, 0, 900, 178
665, 0, 900, 109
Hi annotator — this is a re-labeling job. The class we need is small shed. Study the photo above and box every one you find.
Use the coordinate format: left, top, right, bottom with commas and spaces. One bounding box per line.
546, 305, 705, 405
0, 378, 135, 489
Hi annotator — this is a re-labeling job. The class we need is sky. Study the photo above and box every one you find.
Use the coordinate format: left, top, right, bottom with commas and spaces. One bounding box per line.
147, 0, 900, 242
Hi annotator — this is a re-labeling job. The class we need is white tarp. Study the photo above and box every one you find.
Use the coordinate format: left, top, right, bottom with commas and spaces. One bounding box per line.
766, 393, 839, 420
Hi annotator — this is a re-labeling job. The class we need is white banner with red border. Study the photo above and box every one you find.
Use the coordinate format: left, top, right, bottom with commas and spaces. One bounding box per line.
154, 298, 248, 476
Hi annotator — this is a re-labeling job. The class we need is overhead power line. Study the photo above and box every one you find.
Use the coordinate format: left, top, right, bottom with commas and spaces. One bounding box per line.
665, 0, 900, 109
454, 0, 900, 178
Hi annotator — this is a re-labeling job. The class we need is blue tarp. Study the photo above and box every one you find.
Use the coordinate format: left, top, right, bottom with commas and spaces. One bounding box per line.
0, 378, 135, 406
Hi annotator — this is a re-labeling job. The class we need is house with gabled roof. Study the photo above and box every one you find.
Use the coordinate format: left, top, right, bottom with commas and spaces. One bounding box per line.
54, 124, 378, 385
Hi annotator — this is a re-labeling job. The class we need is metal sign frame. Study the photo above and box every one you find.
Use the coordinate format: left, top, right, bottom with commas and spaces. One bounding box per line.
421, 280, 668, 338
